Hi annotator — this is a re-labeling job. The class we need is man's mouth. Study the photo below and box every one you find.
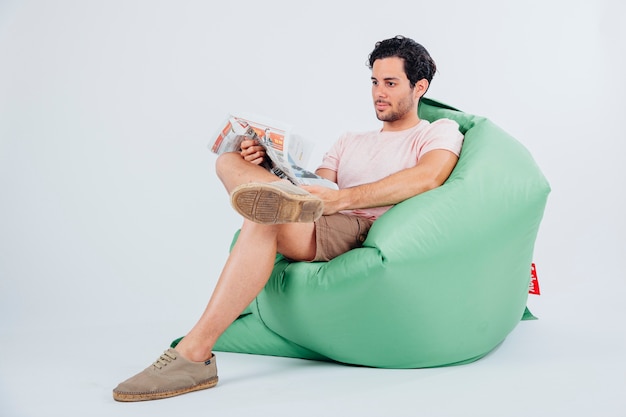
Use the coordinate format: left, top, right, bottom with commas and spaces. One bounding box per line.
376, 101, 390, 111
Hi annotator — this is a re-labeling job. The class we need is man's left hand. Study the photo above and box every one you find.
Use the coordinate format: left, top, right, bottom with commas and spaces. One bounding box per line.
301, 185, 344, 216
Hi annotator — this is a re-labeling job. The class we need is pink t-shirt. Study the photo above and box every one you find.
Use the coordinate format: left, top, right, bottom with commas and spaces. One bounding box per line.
317, 118, 464, 220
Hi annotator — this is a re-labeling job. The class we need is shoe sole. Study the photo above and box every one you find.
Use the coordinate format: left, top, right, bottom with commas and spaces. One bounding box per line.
112, 376, 218, 402
231, 183, 323, 224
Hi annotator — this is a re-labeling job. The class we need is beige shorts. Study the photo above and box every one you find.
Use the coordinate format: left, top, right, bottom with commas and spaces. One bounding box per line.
313, 213, 374, 262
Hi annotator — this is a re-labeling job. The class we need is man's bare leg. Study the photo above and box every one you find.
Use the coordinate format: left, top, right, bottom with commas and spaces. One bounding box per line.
173, 152, 317, 361
112, 152, 318, 401
174, 219, 315, 361
215, 151, 279, 193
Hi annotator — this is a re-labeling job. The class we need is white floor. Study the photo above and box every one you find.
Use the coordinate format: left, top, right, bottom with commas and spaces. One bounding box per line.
1, 287, 625, 417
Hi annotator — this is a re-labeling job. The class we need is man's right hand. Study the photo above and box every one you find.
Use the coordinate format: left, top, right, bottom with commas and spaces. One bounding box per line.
240, 139, 266, 165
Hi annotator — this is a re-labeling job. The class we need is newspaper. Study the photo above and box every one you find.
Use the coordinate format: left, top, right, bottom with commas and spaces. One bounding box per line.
210, 114, 338, 189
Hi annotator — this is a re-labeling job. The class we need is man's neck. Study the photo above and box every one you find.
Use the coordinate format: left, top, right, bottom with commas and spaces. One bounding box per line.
381, 115, 422, 132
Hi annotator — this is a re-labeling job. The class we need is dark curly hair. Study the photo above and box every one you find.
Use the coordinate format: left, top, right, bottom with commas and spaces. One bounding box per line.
367, 35, 437, 89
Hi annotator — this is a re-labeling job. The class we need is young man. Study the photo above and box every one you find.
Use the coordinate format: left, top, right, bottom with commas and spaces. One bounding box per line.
113, 35, 464, 402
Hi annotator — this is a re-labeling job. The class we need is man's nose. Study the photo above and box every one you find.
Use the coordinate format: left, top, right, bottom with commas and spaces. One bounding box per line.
373, 85, 386, 98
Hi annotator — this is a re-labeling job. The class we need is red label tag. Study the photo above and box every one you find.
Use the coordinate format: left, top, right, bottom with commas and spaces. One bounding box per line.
529, 263, 540, 295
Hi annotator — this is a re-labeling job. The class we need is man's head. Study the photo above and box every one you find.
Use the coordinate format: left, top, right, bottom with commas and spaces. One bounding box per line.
368, 35, 437, 89
368, 36, 436, 130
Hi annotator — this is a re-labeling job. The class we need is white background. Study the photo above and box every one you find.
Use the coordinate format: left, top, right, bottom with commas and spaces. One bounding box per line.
0, 1, 624, 416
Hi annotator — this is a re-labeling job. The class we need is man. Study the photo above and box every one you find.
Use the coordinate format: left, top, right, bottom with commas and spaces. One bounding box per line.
113, 35, 464, 402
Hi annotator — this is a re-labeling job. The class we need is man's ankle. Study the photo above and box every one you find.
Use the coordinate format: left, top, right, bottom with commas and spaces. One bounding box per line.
174, 337, 214, 363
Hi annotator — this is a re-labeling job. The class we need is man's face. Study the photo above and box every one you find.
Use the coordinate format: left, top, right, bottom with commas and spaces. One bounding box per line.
371, 57, 418, 125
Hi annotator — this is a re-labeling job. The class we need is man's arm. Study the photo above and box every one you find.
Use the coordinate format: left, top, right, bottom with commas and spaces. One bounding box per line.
315, 167, 337, 184
304, 149, 458, 215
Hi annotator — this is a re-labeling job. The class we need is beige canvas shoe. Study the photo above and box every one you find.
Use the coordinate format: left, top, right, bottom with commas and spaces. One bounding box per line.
113, 349, 218, 402
230, 181, 324, 224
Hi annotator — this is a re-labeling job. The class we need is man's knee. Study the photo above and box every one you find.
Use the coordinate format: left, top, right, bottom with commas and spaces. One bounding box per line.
215, 152, 240, 181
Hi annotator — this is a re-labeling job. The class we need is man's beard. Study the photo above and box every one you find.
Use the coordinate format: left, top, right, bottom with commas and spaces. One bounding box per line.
375, 95, 415, 122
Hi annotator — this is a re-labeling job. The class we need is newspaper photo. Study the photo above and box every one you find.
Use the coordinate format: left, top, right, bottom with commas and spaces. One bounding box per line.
210, 114, 338, 189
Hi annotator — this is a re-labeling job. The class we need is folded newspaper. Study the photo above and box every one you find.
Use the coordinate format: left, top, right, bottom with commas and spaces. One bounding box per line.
210, 114, 338, 189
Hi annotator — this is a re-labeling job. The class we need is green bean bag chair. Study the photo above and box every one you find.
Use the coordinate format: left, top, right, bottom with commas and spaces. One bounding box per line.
175, 98, 550, 368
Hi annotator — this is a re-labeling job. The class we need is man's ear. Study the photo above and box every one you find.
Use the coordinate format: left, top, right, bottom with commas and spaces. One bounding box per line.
414, 79, 429, 100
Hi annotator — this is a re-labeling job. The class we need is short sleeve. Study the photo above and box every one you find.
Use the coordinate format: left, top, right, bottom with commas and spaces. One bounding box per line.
317, 132, 349, 172
419, 119, 464, 157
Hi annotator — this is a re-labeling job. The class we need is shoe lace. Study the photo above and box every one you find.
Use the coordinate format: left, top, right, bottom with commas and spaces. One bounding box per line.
152, 350, 177, 370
